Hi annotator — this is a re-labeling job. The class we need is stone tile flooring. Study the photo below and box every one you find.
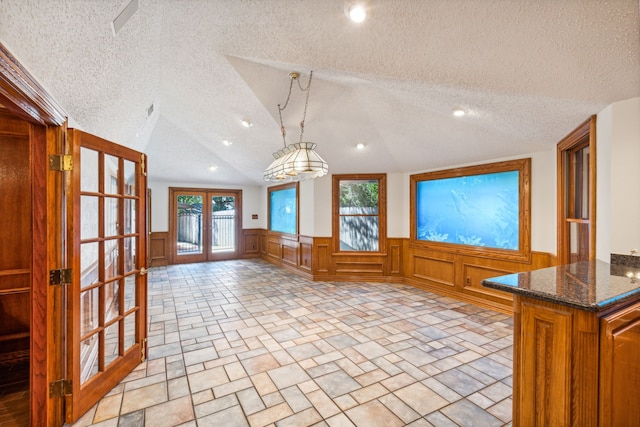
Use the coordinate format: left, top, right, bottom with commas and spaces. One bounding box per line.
69, 259, 514, 427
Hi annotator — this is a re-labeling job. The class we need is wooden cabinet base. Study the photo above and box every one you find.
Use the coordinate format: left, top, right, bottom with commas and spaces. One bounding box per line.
512, 296, 640, 426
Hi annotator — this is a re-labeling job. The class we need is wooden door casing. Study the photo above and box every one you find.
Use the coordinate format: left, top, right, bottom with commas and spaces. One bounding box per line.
169, 187, 242, 264
1, 41, 68, 427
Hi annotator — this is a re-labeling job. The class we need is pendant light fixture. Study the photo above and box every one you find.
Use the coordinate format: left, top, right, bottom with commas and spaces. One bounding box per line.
263, 71, 329, 182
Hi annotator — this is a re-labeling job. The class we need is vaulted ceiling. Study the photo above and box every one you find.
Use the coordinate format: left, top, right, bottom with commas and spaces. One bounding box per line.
1, 0, 638, 186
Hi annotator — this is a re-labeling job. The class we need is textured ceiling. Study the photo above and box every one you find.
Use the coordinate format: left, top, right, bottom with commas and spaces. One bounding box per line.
1, 0, 638, 186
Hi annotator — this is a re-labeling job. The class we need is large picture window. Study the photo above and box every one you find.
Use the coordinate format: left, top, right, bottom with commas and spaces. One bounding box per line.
268, 182, 298, 235
410, 159, 531, 261
333, 174, 386, 252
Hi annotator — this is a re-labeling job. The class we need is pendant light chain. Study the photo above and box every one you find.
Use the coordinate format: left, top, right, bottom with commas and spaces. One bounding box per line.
277, 71, 314, 147
298, 71, 313, 143
277, 76, 295, 148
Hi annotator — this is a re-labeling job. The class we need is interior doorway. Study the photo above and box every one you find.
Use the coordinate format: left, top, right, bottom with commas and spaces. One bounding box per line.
169, 188, 242, 264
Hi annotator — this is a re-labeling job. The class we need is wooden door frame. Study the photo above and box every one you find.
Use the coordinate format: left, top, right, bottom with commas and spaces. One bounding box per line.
169, 187, 243, 264
0, 42, 67, 427
556, 116, 597, 264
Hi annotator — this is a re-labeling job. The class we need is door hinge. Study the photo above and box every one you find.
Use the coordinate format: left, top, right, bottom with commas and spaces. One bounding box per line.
49, 154, 73, 171
49, 379, 72, 397
50, 268, 72, 285
141, 338, 147, 362
140, 153, 147, 177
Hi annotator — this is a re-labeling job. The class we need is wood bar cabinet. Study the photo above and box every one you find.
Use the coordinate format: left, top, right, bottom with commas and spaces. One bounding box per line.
483, 260, 640, 426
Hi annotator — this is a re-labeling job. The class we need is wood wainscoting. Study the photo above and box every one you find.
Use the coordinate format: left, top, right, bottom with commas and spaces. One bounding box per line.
149, 232, 169, 266
404, 242, 554, 314
259, 234, 554, 314
260, 234, 404, 282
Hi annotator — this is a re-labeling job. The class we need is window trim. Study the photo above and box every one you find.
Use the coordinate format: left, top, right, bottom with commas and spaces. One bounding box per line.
267, 182, 299, 237
410, 159, 531, 262
556, 116, 596, 264
332, 173, 387, 254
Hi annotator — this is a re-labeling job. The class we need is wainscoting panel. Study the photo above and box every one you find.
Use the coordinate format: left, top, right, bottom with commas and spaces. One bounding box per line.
242, 229, 260, 256
315, 238, 331, 274
149, 231, 169, 266
281, 243, 298, 267
412, 253, 456, 287
253, 232, 555, 314
335, 261, 385, 275
461, 263, 514, 304
299, 236, 313, 272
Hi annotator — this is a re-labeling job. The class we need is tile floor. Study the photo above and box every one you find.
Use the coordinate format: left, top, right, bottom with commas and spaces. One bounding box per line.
70, 259, 514, 427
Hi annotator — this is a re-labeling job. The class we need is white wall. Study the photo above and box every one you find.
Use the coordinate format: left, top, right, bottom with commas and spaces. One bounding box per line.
387, 172, 408, 238
312, 175, 332, 236
597, 97, 640, 260
299, 179, 315, 236
148, 181, 265, 232
149, 97, 640, 260
596, 105, 613, 261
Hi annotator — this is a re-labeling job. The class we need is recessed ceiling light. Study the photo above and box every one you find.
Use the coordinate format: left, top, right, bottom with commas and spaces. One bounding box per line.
356, 143, 366, 150
240, 119, 253, 128
453, 108, 466, 117
348, 3, 367, 23
222, 140, 233, 146
209, 165, 218, 171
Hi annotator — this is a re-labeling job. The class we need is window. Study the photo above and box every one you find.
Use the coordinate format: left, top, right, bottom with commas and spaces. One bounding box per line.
333, 174, 386, 252
410, 159, 531, 261
268, 182, 298, 235
557, 116, 596, 264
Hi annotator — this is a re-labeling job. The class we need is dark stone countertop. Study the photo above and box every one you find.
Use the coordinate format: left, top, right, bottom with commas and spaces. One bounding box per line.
481, 260, 640, 312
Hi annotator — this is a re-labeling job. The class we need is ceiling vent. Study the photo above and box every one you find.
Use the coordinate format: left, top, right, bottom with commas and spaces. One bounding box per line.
112, 0, 139, 35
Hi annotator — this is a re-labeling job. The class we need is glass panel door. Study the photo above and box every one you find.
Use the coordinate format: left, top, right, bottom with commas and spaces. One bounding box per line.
174, 192, 205, 263
209, 192, 239, 260
170, 188, 241, 263
66, 130, 147, 423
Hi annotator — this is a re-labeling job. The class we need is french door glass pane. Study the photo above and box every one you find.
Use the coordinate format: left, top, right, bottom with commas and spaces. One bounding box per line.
124, 199, 135, 234
124, 314, 136, 351
80, 147, 99, 192
104, 155, 119, 194
104, 197, 119, 237
80, 334, 99, 384
124, 160, 136, 195
81, 242, 99, 288
104, 321, 119, 366
105, 239, 119, 281
80, 289, 99, 336
177, 195, 203, 254
81, 196, 99, 239
123, 275, 136, 312
124, 237, 136, 273
105, 281, 119, 323
211, 196, 235, 252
